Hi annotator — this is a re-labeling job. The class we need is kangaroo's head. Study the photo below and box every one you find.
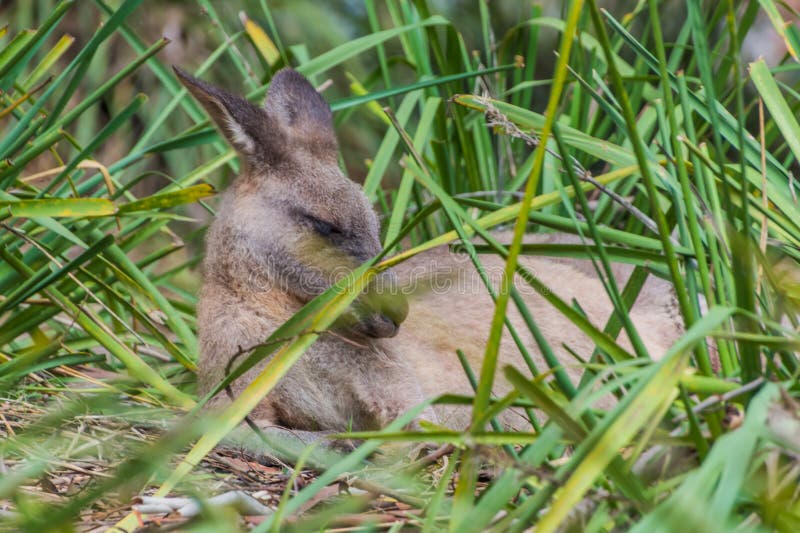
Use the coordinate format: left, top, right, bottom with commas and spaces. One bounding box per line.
175, 67, 407, 339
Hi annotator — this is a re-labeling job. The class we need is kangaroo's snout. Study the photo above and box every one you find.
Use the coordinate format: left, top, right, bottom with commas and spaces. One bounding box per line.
351, 268, 409, 338
356, 312, 402, 338
374, 268, 409, 319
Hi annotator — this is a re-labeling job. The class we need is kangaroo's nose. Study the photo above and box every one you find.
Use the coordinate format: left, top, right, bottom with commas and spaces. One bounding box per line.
370, 312, 402, 338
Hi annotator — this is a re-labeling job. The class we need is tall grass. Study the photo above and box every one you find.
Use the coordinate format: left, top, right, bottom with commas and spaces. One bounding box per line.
1, 0, 799, 531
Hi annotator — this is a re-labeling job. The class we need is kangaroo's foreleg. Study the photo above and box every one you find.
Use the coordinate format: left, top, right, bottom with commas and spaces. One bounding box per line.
223, 421, 360, 467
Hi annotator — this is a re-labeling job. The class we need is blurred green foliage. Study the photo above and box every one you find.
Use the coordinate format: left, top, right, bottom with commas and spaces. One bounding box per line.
0, 0, 799, 531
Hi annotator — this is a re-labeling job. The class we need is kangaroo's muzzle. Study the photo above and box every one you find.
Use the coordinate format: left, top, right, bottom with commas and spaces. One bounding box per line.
346, 268, 408, 339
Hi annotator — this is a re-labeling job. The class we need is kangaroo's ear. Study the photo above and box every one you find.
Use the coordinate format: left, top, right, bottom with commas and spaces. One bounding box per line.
174, 66, 271, 158
263, 69, 336, 147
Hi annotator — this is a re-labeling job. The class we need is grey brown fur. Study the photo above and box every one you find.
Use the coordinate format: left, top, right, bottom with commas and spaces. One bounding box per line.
176, 67, 684, 448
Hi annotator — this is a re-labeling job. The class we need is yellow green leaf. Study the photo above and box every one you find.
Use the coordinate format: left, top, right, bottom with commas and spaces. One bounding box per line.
346, 72, 391, 125
0, 198, 116, 218
117, 183, 216, 213
239, 11, 280, 66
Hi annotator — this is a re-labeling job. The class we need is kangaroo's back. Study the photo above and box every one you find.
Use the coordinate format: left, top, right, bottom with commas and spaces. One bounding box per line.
394, 234, 681, 428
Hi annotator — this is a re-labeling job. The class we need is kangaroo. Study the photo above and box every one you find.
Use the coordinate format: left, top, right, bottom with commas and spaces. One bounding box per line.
175, 67, 683, 452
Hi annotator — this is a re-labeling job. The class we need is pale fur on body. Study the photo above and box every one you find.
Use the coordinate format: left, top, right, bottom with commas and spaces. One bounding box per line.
396, 233, 682, 428
175, 67, 683, 449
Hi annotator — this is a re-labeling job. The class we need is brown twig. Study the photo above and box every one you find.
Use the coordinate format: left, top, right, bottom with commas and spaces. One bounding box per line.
401, 444, 455, 473
670, 377, 765, 425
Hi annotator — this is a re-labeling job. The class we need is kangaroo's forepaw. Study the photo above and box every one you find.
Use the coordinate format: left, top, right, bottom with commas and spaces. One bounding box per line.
326, 436, 362, 454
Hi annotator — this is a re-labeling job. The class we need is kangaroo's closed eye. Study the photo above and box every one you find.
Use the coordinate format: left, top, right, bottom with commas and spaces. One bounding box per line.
305, 214, 342, 237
